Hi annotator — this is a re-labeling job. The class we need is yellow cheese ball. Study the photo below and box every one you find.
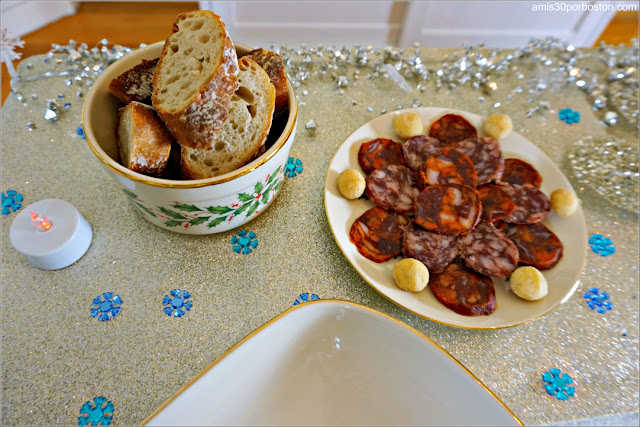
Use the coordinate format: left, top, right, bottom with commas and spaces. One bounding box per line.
393, 258, 429, 292
393, 113, 424, 139
550, 188, 578, 217
510, 266, 548, 301
484, 114, 513, 140
337, 169, 366, 200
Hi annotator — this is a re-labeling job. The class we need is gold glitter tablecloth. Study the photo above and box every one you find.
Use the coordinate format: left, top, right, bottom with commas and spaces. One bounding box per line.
1, 48, 638, 426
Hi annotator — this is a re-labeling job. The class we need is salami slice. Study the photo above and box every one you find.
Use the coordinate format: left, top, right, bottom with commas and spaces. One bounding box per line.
358, 138, 406, 174
421, 147, 478, 187
402, 221, 459, 273
414, 183, 481, 235
452, 137, 504, 185
428, 114, 478, 144
477, 183, 516, 223
505, 184, 551, 224
402, 135, 446, 170
429, 259, 497, 316
365, 165, 420, 213
504, 223, 564, 270
458, 223, 519, 278
502, 158, 542, 188
349, 207, 410, 263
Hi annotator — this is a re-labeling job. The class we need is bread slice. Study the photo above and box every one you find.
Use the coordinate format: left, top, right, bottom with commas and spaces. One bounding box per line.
152, 10, 238, 150
108, 58, 158, 104
241, 48, 289, 114
117, 101, 174, 176
181, 57, 276, 179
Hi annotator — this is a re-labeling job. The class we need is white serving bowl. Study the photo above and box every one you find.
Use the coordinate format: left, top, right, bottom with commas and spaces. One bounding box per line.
82, 41, 297, 234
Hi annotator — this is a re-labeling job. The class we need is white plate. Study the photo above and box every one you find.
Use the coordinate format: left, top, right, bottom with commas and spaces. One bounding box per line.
324, 107, 587, 329
143, 300, 521, 426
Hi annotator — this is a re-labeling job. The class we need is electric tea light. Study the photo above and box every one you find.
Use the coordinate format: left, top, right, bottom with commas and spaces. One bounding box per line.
9, 199, 92, 270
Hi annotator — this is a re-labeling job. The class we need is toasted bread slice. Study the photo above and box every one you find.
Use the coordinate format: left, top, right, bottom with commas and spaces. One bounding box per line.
108, 58, 158, 104
181, 57, 275, 179
117, 101, 174, 176
152, 10, 238, 150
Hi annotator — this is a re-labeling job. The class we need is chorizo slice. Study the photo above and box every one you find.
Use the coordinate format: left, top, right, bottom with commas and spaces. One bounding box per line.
402, 135, 446, 170
402, 221, 459, 273
420, 147, 478, 187
458, 223, 519, 278
428, 114, 478, 144
414, 183, 481, 236
505, 184, 551, 224
452, 137, 504, 185
365, 165, 420, 213
349, 207, 410, 263
477, 183, 516, 223
358, 138, 406, 174
429, 259, 497, 316
502, 158, 542, 188
503, 223, 564, 270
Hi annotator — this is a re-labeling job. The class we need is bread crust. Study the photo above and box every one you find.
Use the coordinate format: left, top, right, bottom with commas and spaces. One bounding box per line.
242, 48, 289, 114
152, 10, 239, 151
108, 58, 158, 104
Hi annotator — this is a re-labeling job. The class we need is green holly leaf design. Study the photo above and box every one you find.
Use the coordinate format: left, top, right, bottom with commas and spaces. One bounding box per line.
255, 181, 263, 194
235, 202, 251, 216
158, 207, 186, 219
246, 200, 260, 217
164, 219, 182, 227
273, 180, 283, 192
208, 216, 227, 228
123, 189, 138, 199
207, 206, 234, 214
189, 216, 210, 225
136, 203, 157, 218
238, 193, 254, 202
267, 166, 282, 184
174, 204, 202, 212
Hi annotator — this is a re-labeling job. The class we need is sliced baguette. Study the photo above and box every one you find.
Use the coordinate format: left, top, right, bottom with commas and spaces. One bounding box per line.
108, 58, 158, 104
152, 10, 238, 150
241, 48, 289, 114
117, 101, 174, 176
181, 57, 276, 179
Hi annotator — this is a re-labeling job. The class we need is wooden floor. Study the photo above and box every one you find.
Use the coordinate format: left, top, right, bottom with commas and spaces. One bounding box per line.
1, 3, 638, 105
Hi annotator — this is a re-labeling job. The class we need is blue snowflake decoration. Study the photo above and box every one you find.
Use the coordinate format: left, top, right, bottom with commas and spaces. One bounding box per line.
559, 108, 580, 124
77, 125, 86, 139
584, 287, 613, 313
162, 289, 193, 317
1, 190, 23, 215
231, 230, 258, 254
293, 292, 320, 306
542, 369, 575, 401
90, 292, 122, 321
78, 396, 114, 426
285, 157, 303, 177
588, 234, 615, 256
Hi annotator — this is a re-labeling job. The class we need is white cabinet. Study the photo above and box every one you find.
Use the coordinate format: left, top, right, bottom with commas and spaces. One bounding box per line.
200, 0, 621, 48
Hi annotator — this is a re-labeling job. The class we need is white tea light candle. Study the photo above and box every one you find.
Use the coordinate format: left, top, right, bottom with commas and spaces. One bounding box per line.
9, 199, 92, 270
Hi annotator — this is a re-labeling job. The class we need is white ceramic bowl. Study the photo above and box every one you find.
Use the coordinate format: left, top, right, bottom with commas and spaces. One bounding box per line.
83, 41, 297, 234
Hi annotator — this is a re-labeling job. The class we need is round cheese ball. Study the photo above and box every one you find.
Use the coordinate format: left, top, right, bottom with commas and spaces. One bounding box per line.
550, 188, 578, 217
393, 258, 429, 292
337, 169, 366, 199
393, 113, 424, 139
510, 266, 548, 301
484, 114, 513, 140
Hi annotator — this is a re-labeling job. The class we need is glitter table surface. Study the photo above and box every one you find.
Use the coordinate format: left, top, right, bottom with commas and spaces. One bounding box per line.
1, 47, 638, 426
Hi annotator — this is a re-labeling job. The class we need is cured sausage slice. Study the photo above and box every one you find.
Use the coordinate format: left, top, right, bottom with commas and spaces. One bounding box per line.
502, 158, 542, 188
505, 184, 550, 224
452, 137, 504, 185
429, 259, 497, 316
458, 223, 519, 278
477, 183, 516, 223
414, 183, 481, 235
428, 114, 478, 144
365, 165, 420, 213
402, 221, 459, 273
358, 138, 406, 174
349, 207, 410, 263
402, 135, 446, 170
504, 223, 564, 270
420, 147, 478, 187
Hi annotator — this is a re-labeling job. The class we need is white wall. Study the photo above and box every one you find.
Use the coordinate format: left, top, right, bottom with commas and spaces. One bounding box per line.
1, 1, 78, 38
